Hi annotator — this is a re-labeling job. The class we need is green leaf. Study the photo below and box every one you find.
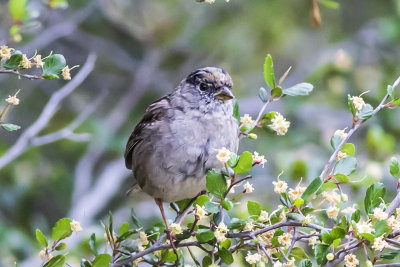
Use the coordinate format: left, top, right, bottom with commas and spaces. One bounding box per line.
8, 0, 27, 21
130, 208, 141, 228
51, 218, 72, 241
321, 230, 333, 245
194, 195, 210, 207
54, 242, 66, 251
319, 0, 339, 8
92, 254, 111, 267
364, 182, 386, 214
119, 222, 130, 236
175, 199, 191, 211
330, 227, 345, 240
204, 201, 220, 214
283, 83, 313, 96
233, 99, 240, 124
202, 256, 212, 267
375, 220, 389, 237
390, 157, 400, 179
289, 247, 309, 261
347, 95, 356, 116
219, 247, 234, 264
233, 151, 253, 174
360, 233, 375, 243
89, 233, 98, 256
294, 198, 304, 207
227, 153, 239, 168
35, 229, 48, 247
387, 85, 395, 100
263, 54, 275, 89
330, 134, 342, 150
298, 259, 313, 267
43, 255, 65, 267
381, 251, 400, 260
301, 177, 322, 203
42, 54, 67, 80
3, 52, 22, 69
247, 201, 261, 216
2, 123, 21, 131
206, 170, 227, 199
351, 210, 360, 223
393, 98, 400, 106
221, 199, 233, 210
356, 104, 374, 120
341, 143, 355, 156
271, 86, 283, 98
333, 174, 349, 183
220, 238, 231, 249
258, 87, 269, 102
314, 244, 330, 265
196, 230, 215, 242
287, 213, 305, 221
334, 156, 357, 176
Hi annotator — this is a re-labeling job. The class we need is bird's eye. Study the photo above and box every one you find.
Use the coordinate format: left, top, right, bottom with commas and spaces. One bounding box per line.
199, 83, 208, 91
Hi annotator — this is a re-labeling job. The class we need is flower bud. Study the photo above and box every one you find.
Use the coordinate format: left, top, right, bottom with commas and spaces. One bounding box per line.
366, 260, 373, 267
248, 133, 257, 140
341, 193, 348, 202
326, 253, 334, 261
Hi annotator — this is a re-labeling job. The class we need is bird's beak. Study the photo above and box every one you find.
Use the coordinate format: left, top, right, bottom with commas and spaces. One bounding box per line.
214, 86, 234, 101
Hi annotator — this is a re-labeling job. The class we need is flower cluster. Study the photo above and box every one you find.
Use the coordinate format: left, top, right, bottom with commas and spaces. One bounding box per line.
270, 112, 290, 135
214, 222, 228, 242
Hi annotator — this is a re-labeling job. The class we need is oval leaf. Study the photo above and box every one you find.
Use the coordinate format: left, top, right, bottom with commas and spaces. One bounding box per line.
283, 83, 313, 96
42, 54, 66, 80
206, 170, 227, 199
233, 151, 253, 174
263, 54, 275, 89
92, 254, 111, 267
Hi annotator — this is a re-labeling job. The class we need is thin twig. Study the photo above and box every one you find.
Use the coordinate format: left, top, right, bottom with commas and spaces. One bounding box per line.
0, 69, 43, 80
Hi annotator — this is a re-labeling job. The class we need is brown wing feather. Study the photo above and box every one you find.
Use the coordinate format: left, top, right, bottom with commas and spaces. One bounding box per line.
124, 95, 172, 169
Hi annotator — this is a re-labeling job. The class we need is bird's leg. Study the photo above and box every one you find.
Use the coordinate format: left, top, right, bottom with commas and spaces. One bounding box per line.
155, 198, 178, 258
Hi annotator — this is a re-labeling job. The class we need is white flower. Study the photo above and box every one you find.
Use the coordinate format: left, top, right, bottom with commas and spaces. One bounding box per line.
308, 235, 320, 249
252, 151, 267, 167
356, 220, 374, 234
33, 54, 44, 68
326, 253, 334, 261
258, 210, 269, 222
243, 182, 254, 193
335, 151, 347, 161
322, 190, 341, 206
240, 114, 255, 125
245, 252, 262, 264
342, 206, 356, 214
372, 236, 388, 251
259, 230, 275, 245
216, 147, 231, 164
278, 232, 292, 247
351, 96, 365, 111
272, 180, 288, 194
70, 220, 83, 232
279, 210, 286, 222
21, 54, 32, 69
326, 206, 339, 219
133, 257, 143, 266
39, 249, 46, 260
302, 214, 313, 225
205, 0, 215, 3
373, 208, 388, 220
270, 112, 290, 136
344, 254, 359, 267
244, 221, 255, 232
170, 223, 182, 234
387, 216, 400, 231
288, 185, 306, 200
214, 222, 228, 243
139, 231, 149, 246
217, 222, 228, 233
195, 205, 207, 220
334, 128, 347, 140
5, 90, 20, 105
0, 45, 13, 60
285, 257, 296, 267
62, 66, 72, 80
273, 261, 283, 267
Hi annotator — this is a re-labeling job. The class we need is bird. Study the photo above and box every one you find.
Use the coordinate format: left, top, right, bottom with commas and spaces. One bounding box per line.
124, 67, 239, 236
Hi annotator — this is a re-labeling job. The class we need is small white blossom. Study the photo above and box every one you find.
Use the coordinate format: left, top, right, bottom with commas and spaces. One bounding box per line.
335, 151, 347, 161
139, 231, 149, 245
240, 114, 254, 125
0, 45, 13, 60
195, 204, 207, 220
21, 54, 32, 69
373, 208, 388, 220
273, 261, 283, 267
272, 180, 288, 194
70, 220, 83, 232
170, 223, 182, 234
133, 257, 143, 266
372, 236, 388, 251
252, 151, 267, 167
356, 220, 374, 234
285, 257, 296, 267
258, 210, 269, 222
245, 252, 262, 264
216, 147, 231, 164
288, 185, 306, 200
244, 221, 255, 232
259, 230, 275, 245
5, 90, 20, 105
39, 249, 46, 260
278, 232, 292, 247
308, 235, 320, 249
387, 216, 400, 231
334, 128, 348, 140
326, 206, 339, 219
279, 210, 286, 222
344, 254, 359, 267
342, 205, 356, 214
33, 54, 44, 68
270, 112, 290, 135
214, 222, 228, 242
62, 65, 72, 80
302, 214, 313, 225
351, 96, 365, 111
243, 181, 254, 193
322, 190, 341, 205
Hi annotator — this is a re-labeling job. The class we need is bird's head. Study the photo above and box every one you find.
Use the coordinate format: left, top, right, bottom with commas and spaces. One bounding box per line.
183, 67, 234, 103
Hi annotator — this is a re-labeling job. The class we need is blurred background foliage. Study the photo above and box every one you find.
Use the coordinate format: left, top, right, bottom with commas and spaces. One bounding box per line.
1, 0, 400, 266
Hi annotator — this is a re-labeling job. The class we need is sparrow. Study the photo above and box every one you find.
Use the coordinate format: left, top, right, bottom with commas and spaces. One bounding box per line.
124, 67, 239, 233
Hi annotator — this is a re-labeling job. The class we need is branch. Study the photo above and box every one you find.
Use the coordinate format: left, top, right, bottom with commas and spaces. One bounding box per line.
0, 53, 96, 169
0, 69, 44, 80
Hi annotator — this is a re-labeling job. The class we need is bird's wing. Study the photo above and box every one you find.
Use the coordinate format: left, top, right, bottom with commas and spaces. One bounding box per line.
124, 95, 172, 169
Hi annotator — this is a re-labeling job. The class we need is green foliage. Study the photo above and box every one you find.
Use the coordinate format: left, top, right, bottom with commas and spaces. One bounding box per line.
258, 87, 269, 102
263, 54, 275, 89
8, 0, 27, 21
341, 143, 355, 156
92, 254, 111, 267
330, 134, 342, 149
314, 244, 330, 265
282, 83, 313, 96
42, 54, 66, 80
233, 99, 240, 124
364, 183, 386, 214
206, 170, 227, 199
196, 230, 214, 242
1, 123, 21, 131
390, 157, 400, 179
3, 51, 22, 69
35, 229, 48, 247
51, 218, 72, 241
301, 177, 322, 203
333, 156, 357, 175
43, 255, 65, 267
356, 104, 374, 120
218, 247, 234, 264
247, 200, 261, 216
233, 151, 253, 174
